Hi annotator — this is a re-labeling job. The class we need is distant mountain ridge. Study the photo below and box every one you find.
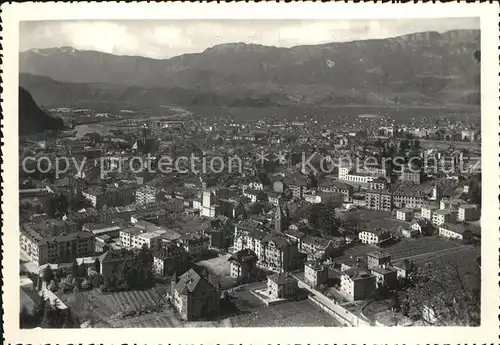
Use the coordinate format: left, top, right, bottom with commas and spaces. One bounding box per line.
20, 29, 480, 108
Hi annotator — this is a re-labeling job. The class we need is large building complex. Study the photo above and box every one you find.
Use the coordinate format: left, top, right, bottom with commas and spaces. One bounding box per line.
21, 223, 95, 266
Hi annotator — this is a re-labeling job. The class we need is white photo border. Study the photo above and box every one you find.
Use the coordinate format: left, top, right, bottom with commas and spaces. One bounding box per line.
2, 2, 499, 343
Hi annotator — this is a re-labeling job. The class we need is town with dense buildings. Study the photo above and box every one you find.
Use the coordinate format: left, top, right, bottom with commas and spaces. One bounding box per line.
19, 105, 482, 328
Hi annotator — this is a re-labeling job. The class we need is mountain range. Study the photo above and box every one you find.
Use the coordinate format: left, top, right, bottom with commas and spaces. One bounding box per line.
19, 29, 480, 108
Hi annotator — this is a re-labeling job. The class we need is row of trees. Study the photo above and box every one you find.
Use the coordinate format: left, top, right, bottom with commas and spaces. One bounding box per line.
42, 258, 103, 294
307, 201, 341, 236
102, 247, 154, 292
43, 192, 93, 218
303, 200, 364, 238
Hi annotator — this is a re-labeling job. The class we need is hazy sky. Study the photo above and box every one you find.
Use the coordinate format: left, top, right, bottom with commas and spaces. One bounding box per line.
20, 18, 479, 59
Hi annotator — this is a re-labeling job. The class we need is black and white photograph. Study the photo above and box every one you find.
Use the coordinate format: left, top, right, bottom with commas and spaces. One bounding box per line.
3, 2, 499, 343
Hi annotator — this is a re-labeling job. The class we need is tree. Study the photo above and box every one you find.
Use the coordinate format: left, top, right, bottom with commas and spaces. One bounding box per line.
55, 267, 65, 280
307, 203, 323, 229
45, 193, 70, 218
73, 283, 81, 294
20, 306, 33, 328
33, 296, 46, 323
403, 261, 480, 326
376, 282, 391, 299
256, 190, 268, 202
81, 278, 92, 290
391, 291, 401, 312
40, 301, 55, 328
467, 175, 481, 206
71, 259, 79, 278
93, 258, 101, 273
248, 202, 264, 215
42, 265, 54, 283
79, 262, 88, 278
341, 212, 361, 234
70, 192, 92, 212
61, 310, 76, 328
474, 50, 480, 63
48, 280, 59, 292
307, 201, 340, 236
401, 299, 411, 317
88, 269, 102, 288
103, 275, 116, 292
124, 263, 138, 290
136, 247, 154, 289
60, 274, 75, 292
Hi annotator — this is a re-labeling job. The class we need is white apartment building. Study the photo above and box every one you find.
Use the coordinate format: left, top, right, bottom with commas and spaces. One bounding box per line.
179, 234, 210, 257
359, 229, 391, 245
438, 223, 469, 241
120, 227, 166, 250
432, 209, 457, 226
421, 204, 439, 221
136, 185, 158, 205
340, 173, 376, 184
21, 225, 95, 266
338, 167, 350, 180
396, 209, 414, 222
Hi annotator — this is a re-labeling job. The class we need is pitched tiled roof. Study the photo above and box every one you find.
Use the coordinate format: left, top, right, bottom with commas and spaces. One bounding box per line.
261, 233, 291, 249
229, 248, 258, 264
174, 268, 216, 295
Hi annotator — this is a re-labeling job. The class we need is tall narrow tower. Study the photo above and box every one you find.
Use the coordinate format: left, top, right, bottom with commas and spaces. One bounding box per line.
275, 204, 287, 232
431, 182, 442, 202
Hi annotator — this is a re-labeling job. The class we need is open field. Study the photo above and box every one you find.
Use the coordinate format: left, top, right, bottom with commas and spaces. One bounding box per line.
336, 236, 464, 263
383, 236, 464, 260
60, 286, 168, 325
401, 245, 481, 289
226, 299, 339, 327
107, 298, 339, 328
406, 243, 480, 266
75, 279, 339, 327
